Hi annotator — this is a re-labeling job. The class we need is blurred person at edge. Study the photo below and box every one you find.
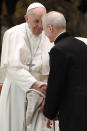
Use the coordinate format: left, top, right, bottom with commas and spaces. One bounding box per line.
0, 2, 55, 131
42, 11, 87, 131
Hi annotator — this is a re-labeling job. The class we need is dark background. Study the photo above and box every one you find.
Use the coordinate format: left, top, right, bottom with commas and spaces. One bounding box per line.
0, 0, 87, 59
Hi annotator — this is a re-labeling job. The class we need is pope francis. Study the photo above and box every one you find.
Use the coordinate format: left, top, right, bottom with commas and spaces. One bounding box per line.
0, 2, 54, 131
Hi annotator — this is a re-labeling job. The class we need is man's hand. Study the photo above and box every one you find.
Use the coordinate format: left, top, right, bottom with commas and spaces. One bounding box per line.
31, 81, 47, 95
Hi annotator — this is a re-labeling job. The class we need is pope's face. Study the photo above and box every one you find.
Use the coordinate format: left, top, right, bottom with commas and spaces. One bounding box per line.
27, 8, 46, 36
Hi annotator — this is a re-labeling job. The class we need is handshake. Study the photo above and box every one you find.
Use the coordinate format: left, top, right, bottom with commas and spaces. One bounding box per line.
31, 81, 58, 129
31, 81, 47, 95
31, 81, 47, 112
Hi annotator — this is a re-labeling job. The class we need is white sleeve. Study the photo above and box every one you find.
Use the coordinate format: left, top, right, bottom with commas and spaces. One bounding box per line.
7, 67, 37, 89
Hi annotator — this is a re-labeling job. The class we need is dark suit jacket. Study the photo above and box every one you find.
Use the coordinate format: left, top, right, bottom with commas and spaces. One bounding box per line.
44, 32, 87, 131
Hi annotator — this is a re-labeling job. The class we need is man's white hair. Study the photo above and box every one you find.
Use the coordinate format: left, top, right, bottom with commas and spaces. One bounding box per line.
42, 11, 66, 29
26, 2, 46, 16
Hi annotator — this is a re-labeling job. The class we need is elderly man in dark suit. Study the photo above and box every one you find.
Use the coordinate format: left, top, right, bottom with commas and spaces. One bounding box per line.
42, 11, 87, 131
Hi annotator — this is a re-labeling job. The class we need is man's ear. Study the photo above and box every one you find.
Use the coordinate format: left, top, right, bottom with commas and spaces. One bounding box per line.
24, 15, 29, 23
48, 25, 53, 32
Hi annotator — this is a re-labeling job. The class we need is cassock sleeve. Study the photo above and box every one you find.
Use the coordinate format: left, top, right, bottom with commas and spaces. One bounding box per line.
43, 47, 70, 120
1, 29, 37, 89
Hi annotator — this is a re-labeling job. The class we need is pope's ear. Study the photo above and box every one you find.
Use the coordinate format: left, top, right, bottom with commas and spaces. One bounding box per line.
24, 15, 29, 23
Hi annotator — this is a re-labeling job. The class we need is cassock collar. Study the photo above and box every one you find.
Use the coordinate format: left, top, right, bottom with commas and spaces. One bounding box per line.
54, 32, 70, 45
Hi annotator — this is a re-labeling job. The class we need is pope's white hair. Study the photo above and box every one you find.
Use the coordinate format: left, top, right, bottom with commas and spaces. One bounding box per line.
42, 11, 66, 29
26, 2, 46, 17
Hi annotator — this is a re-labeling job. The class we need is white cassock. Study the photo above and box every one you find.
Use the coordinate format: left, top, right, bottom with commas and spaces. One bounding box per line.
0, 22, 55, 131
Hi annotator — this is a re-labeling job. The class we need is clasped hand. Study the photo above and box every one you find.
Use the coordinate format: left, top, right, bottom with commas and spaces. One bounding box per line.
31, 81, 47, 95
31, 81, 54, 129
31, 81, 47, 111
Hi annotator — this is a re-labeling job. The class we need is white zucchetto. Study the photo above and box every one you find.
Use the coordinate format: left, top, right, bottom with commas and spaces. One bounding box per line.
27, 2, 45, 13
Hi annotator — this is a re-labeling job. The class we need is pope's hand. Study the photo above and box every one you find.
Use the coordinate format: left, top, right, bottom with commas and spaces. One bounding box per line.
31, 81, 47, 95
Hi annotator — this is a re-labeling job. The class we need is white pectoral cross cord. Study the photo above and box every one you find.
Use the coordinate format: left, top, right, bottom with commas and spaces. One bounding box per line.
27, 41, 40, 71
26, 26, 42, 71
